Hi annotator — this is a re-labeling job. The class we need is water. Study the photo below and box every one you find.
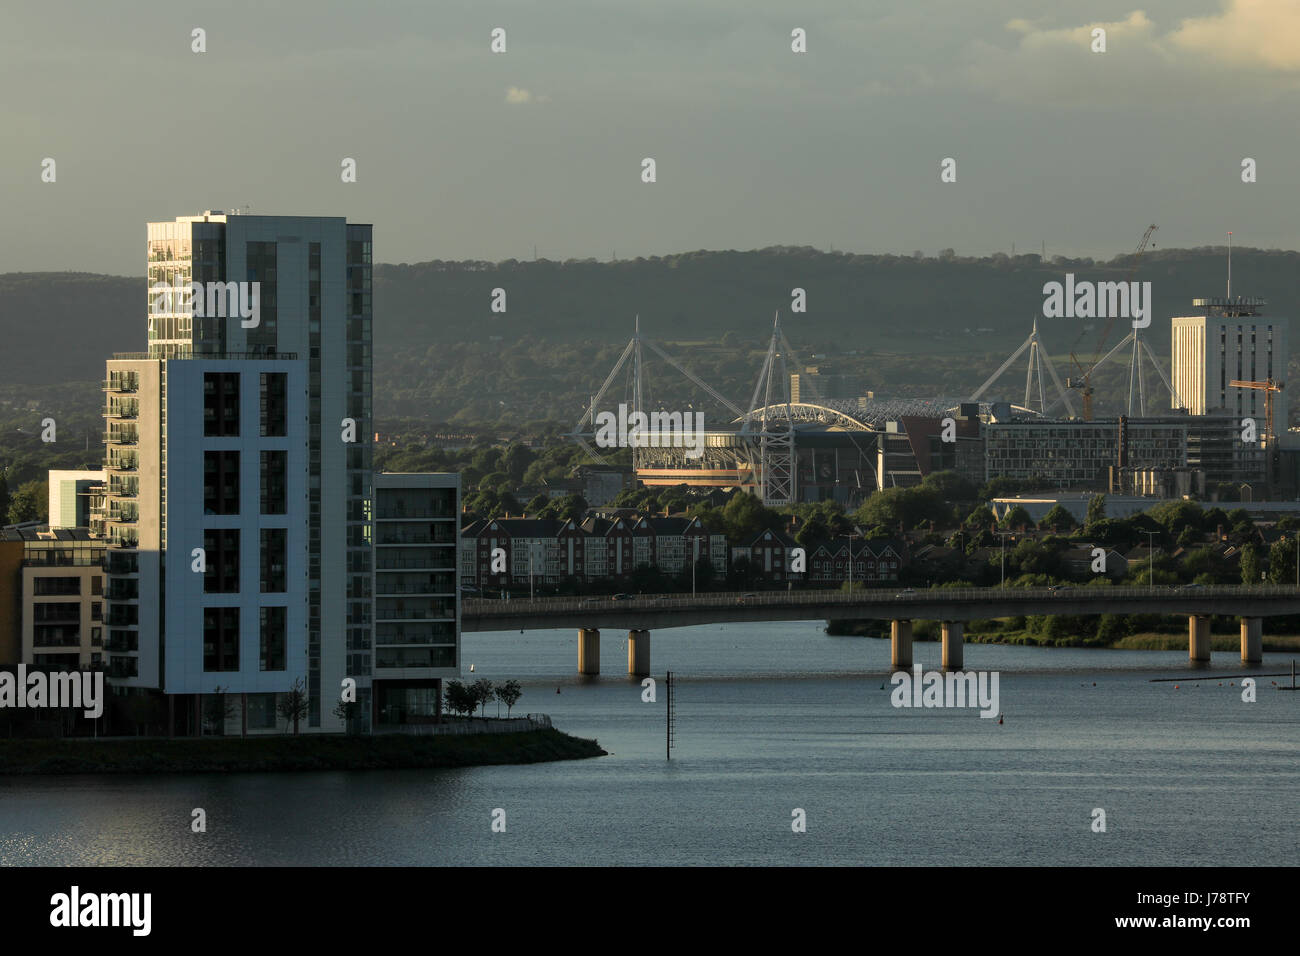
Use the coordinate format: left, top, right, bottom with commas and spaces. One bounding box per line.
2, 621, 1296, 866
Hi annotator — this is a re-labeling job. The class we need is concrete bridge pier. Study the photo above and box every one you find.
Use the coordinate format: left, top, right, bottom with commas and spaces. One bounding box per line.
628, 629, 650, 677
941, 621, 964, 670
891, 619, 913, 669
1240, 617, 1262, 664
1188, 615, 1211, 662
578, 628, 601, 675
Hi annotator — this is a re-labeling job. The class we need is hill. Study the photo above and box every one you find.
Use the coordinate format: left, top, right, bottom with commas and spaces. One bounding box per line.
2, 245, 1299, 425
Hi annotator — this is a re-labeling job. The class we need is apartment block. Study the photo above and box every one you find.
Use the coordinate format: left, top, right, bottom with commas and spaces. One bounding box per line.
101, 212, 372, 733
2, 527, 106, 669
372, 473, 460, 727
458, 513, 727, 588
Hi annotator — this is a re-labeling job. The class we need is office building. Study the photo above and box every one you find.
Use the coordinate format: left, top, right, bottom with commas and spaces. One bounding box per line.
47, 471, 106, 531
1171, 298, 1288, 418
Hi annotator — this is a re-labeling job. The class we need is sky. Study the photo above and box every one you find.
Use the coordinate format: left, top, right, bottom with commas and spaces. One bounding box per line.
3, 0, 1300, 274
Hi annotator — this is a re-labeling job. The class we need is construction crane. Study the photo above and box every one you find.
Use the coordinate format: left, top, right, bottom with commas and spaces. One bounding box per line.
1066, 224, 1158, 419
1227, 378, 1283, 444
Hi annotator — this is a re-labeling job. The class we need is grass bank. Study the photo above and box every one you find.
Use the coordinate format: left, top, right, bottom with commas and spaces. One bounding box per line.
0, 728, 607, 775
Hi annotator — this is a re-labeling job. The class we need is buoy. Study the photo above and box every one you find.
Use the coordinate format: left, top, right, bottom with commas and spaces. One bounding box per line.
1175, 685, 1179, 689
556, 687, 561, 694
998, 714, 1004, 725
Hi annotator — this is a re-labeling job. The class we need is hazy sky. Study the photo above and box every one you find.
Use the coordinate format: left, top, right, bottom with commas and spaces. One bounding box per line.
3, 0, 1300, 274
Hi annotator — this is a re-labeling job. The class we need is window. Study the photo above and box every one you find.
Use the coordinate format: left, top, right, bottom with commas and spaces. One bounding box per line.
204, 529, 241, 593
259, 606, 286, 671
203, 372, 240, 437
260, 450, 286, 514
203, 607, 240, 671
260, 528, 286, 592
260, 372, 288, 437
203, 451, 240, 514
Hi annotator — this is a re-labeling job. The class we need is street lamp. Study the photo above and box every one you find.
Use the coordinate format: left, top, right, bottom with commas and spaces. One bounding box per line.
692, 536, 699, 598
997, 531, 1014, 588
1142, 530, 1157, 590
843, 531, 860, 593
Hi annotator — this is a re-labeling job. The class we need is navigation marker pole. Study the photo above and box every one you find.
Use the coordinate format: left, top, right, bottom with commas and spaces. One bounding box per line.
666, 670, 676, 759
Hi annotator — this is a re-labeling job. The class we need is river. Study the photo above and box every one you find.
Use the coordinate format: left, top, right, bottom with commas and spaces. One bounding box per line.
2, 621, 1296, 866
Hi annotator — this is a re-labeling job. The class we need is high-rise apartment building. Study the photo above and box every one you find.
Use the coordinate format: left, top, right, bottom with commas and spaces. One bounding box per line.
102, 212, 373, 733
1171, 298, 1288, 419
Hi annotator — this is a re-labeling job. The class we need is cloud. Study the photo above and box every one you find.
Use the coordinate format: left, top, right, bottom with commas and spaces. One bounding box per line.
963, 4, 1300, 104
1168, 0, 1300, 71
505, 86, 549, 105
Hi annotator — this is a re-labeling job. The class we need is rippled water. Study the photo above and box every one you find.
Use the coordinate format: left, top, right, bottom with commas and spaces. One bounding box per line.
2, 621, 1296, 866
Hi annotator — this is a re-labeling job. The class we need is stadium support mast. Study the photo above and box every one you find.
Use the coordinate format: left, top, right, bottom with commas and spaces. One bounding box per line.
970, 318, 1076, 417
741, 313, 797, 506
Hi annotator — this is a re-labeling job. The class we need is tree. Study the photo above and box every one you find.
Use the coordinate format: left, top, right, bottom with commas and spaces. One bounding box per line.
855, 485, 943, 530
722, 492, 777, 544
444, 680, 475, 718
1239, 543, 1262, 585
557, 494, 587, 521
1038, 504, 1076, 533
921, 470, 976, 501
496, 679, 523, 717
471, 678, 496, 718
1227, 508, 1253, 536
1268, 537, 1297, 585
0, 472, 9, 523
502, 443, 536, 482
1000, 505, 1032, 530
202, 685, 237, 735
277, 678, 310, 734
332, 699, 362, 734
6, 479, 46, 524
1085, 494, 1106, 530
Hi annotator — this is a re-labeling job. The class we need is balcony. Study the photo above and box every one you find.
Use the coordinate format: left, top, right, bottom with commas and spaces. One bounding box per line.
112, 351, 299, 361
374, 509, 456, 520
375, 584, 455, 596
374, 609, 455, 622
375, 532, 456, 546
374, 646, 457, 670
108, 658, 139, 679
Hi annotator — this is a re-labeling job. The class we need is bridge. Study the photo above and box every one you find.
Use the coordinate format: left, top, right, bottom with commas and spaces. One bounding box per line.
462, 585, 1300, 676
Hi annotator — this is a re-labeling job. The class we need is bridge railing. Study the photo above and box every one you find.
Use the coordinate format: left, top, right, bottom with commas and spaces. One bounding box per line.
463, 584, 1300, 617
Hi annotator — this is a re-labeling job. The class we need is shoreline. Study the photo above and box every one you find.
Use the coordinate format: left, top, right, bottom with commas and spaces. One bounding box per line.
0, 728, 607, 776
826, 620, 1300, 652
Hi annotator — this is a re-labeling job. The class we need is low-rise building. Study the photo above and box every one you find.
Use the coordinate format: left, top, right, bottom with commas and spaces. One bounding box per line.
2, 527, 106, 669
372, 473, 460, 728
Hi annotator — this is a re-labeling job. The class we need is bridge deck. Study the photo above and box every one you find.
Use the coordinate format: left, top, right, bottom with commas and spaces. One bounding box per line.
462, 585, 1300, 632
